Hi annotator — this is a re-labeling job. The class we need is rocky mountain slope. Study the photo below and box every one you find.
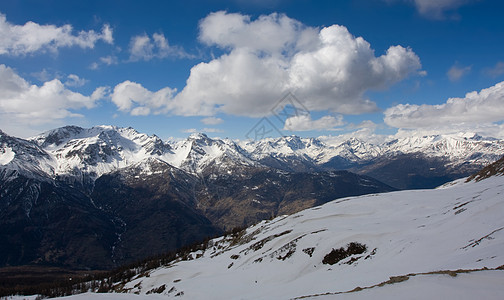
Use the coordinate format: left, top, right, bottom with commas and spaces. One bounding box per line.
0, 128, 394, 269
69, 156, 504, 299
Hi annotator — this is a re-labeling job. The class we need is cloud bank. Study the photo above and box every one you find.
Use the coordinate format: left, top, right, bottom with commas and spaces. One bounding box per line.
0, 64, 107, 135
0, 12, 113, 56
111, 80, 176, 116
384, 81, 504, 129
111, 11, 422, 119
283, 114, 344, 131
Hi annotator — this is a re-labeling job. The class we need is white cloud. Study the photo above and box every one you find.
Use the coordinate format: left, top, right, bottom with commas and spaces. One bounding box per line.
286, 27, 421, 114
198, 11, 312, 54
110, 12, 421, 119
64, 74, 88, 87
0, 64, 107, 135
201, 117, 223, 125
447, 63, 471, 81
111, 80, 176, 115
0, 12, 113, 56
384, 81, 504, 129
128, 33, 192, 61
356, 120, 379, 129
484, 61, 504, 78
159, 12, 422, 118
283, 114, 344, 131
169, 48, 290, 116
411, 0, 473, 19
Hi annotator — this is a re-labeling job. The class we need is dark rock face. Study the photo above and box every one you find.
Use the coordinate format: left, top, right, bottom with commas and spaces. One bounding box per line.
197, 167, 395, 230
350, 153, 482, 190
0, 172, 117, 269
466, 155, 504, 182
91, 159, 222, 264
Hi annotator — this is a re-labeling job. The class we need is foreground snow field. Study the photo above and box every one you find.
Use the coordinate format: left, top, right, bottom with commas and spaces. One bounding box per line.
49, 174, 504, 299
50, 270, 504, 300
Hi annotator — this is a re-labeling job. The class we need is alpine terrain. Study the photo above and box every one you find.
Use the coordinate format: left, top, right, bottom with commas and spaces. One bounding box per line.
54, 155, 504, 299
1, 126, 397, 270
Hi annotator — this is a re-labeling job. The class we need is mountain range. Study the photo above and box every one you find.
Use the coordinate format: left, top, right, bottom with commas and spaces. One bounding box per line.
1, 125, 504, 270
5, 125, 504, 188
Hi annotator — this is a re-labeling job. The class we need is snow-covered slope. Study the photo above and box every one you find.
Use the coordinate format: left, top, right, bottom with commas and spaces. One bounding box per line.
0, 129, 56, 179
30, 127, 254, 178
382, 133, 504, 166
88, 171, 504, 299
170, 133, 256, 175
31, 125, 174, 178
240, 135, 333, 163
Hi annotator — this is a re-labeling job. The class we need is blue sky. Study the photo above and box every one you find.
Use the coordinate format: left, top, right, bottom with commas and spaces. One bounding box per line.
1, 0, 504, 141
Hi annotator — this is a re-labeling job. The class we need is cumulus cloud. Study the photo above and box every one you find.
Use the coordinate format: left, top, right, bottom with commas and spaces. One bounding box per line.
111, 80, 176, 115
0, 64, 107, 135
137, 11, 420, 118
128, 33, 192, 61
283, 114, 344, 131
384, 81, 504, 129
201, 117, 223, 125
0, 12, 113, 56
110, 12, 421, 119
198, 11, 313, 54
447, 63, 471, 81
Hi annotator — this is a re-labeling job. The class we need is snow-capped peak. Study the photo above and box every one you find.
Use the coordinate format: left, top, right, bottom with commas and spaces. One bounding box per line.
1, 130, 56, 179
30, 125, 173, 179
2, 125, 503, 185
171, 133, 255, 174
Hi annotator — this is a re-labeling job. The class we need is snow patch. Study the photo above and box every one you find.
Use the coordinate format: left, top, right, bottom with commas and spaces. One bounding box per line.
0, 146, 15, 165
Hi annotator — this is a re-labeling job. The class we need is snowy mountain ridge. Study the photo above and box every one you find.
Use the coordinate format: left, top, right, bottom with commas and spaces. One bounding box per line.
0, 129, 56, 180
242, 132, 504, 165
1, 125, 503, 185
